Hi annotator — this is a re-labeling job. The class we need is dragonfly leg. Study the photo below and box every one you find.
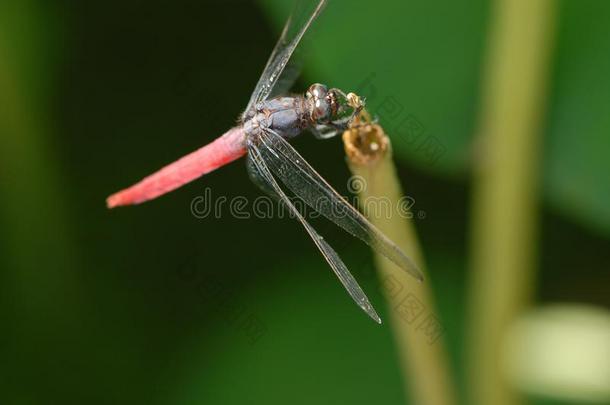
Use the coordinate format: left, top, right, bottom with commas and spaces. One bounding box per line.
311, 124, 340, 140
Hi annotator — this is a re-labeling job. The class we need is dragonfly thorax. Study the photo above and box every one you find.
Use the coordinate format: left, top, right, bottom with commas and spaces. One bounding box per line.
243, 96, 310, 141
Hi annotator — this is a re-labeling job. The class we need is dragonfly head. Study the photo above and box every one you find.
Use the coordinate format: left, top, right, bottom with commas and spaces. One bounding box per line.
306, 83, 364, 130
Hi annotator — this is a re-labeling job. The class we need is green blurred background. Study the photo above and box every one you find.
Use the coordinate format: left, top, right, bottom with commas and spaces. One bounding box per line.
0, 0, 608, 404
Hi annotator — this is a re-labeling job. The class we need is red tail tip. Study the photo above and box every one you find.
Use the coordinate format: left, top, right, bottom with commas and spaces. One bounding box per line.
106, 193, 125, 209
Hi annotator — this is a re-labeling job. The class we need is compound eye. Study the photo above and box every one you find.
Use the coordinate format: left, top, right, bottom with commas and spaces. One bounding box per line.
307, 84, 330, 122
314, 99, 330, 121
307, 83, 328, 99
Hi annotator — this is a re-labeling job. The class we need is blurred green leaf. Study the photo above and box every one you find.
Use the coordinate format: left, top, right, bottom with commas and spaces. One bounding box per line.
261, 0, 610, 236
167, 254, 463, 405
261, 0, 488, 174
544, 0, 610, 236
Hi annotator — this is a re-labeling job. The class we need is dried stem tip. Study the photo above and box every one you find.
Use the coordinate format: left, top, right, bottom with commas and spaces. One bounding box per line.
342, 111, 388, 166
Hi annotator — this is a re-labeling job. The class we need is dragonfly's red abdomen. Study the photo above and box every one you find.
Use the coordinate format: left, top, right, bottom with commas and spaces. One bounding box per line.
106, 127, 246, 208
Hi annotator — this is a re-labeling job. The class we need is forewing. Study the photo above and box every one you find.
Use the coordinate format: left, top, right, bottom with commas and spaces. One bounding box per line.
245, 0, 327, 112
247, 136, 381, 323
257, 129, 424, 282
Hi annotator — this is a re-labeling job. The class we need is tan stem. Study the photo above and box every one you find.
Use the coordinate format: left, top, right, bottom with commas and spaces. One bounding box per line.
467, 0, 556, 404
0, 2, 80, 329
343, 121, 456, 405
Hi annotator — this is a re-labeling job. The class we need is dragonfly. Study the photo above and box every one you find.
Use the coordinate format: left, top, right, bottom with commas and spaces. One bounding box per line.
107, 0, 423, 323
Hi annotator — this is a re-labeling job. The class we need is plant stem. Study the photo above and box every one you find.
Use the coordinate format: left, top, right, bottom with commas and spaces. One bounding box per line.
343, 119, 456, 405
0, 0, 80, 347
467, 1, 556, 404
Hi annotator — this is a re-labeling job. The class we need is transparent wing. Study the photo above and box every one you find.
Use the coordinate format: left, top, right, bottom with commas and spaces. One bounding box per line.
266, 59, 302, 101
257, 128, 425, 282
247, 135, 381, 323
245, 0, 327, 112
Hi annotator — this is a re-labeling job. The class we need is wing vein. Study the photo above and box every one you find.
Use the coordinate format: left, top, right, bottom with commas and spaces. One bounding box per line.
247, 135, 381, 323
257, 129, 424, 281
245, 0, 328, 112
